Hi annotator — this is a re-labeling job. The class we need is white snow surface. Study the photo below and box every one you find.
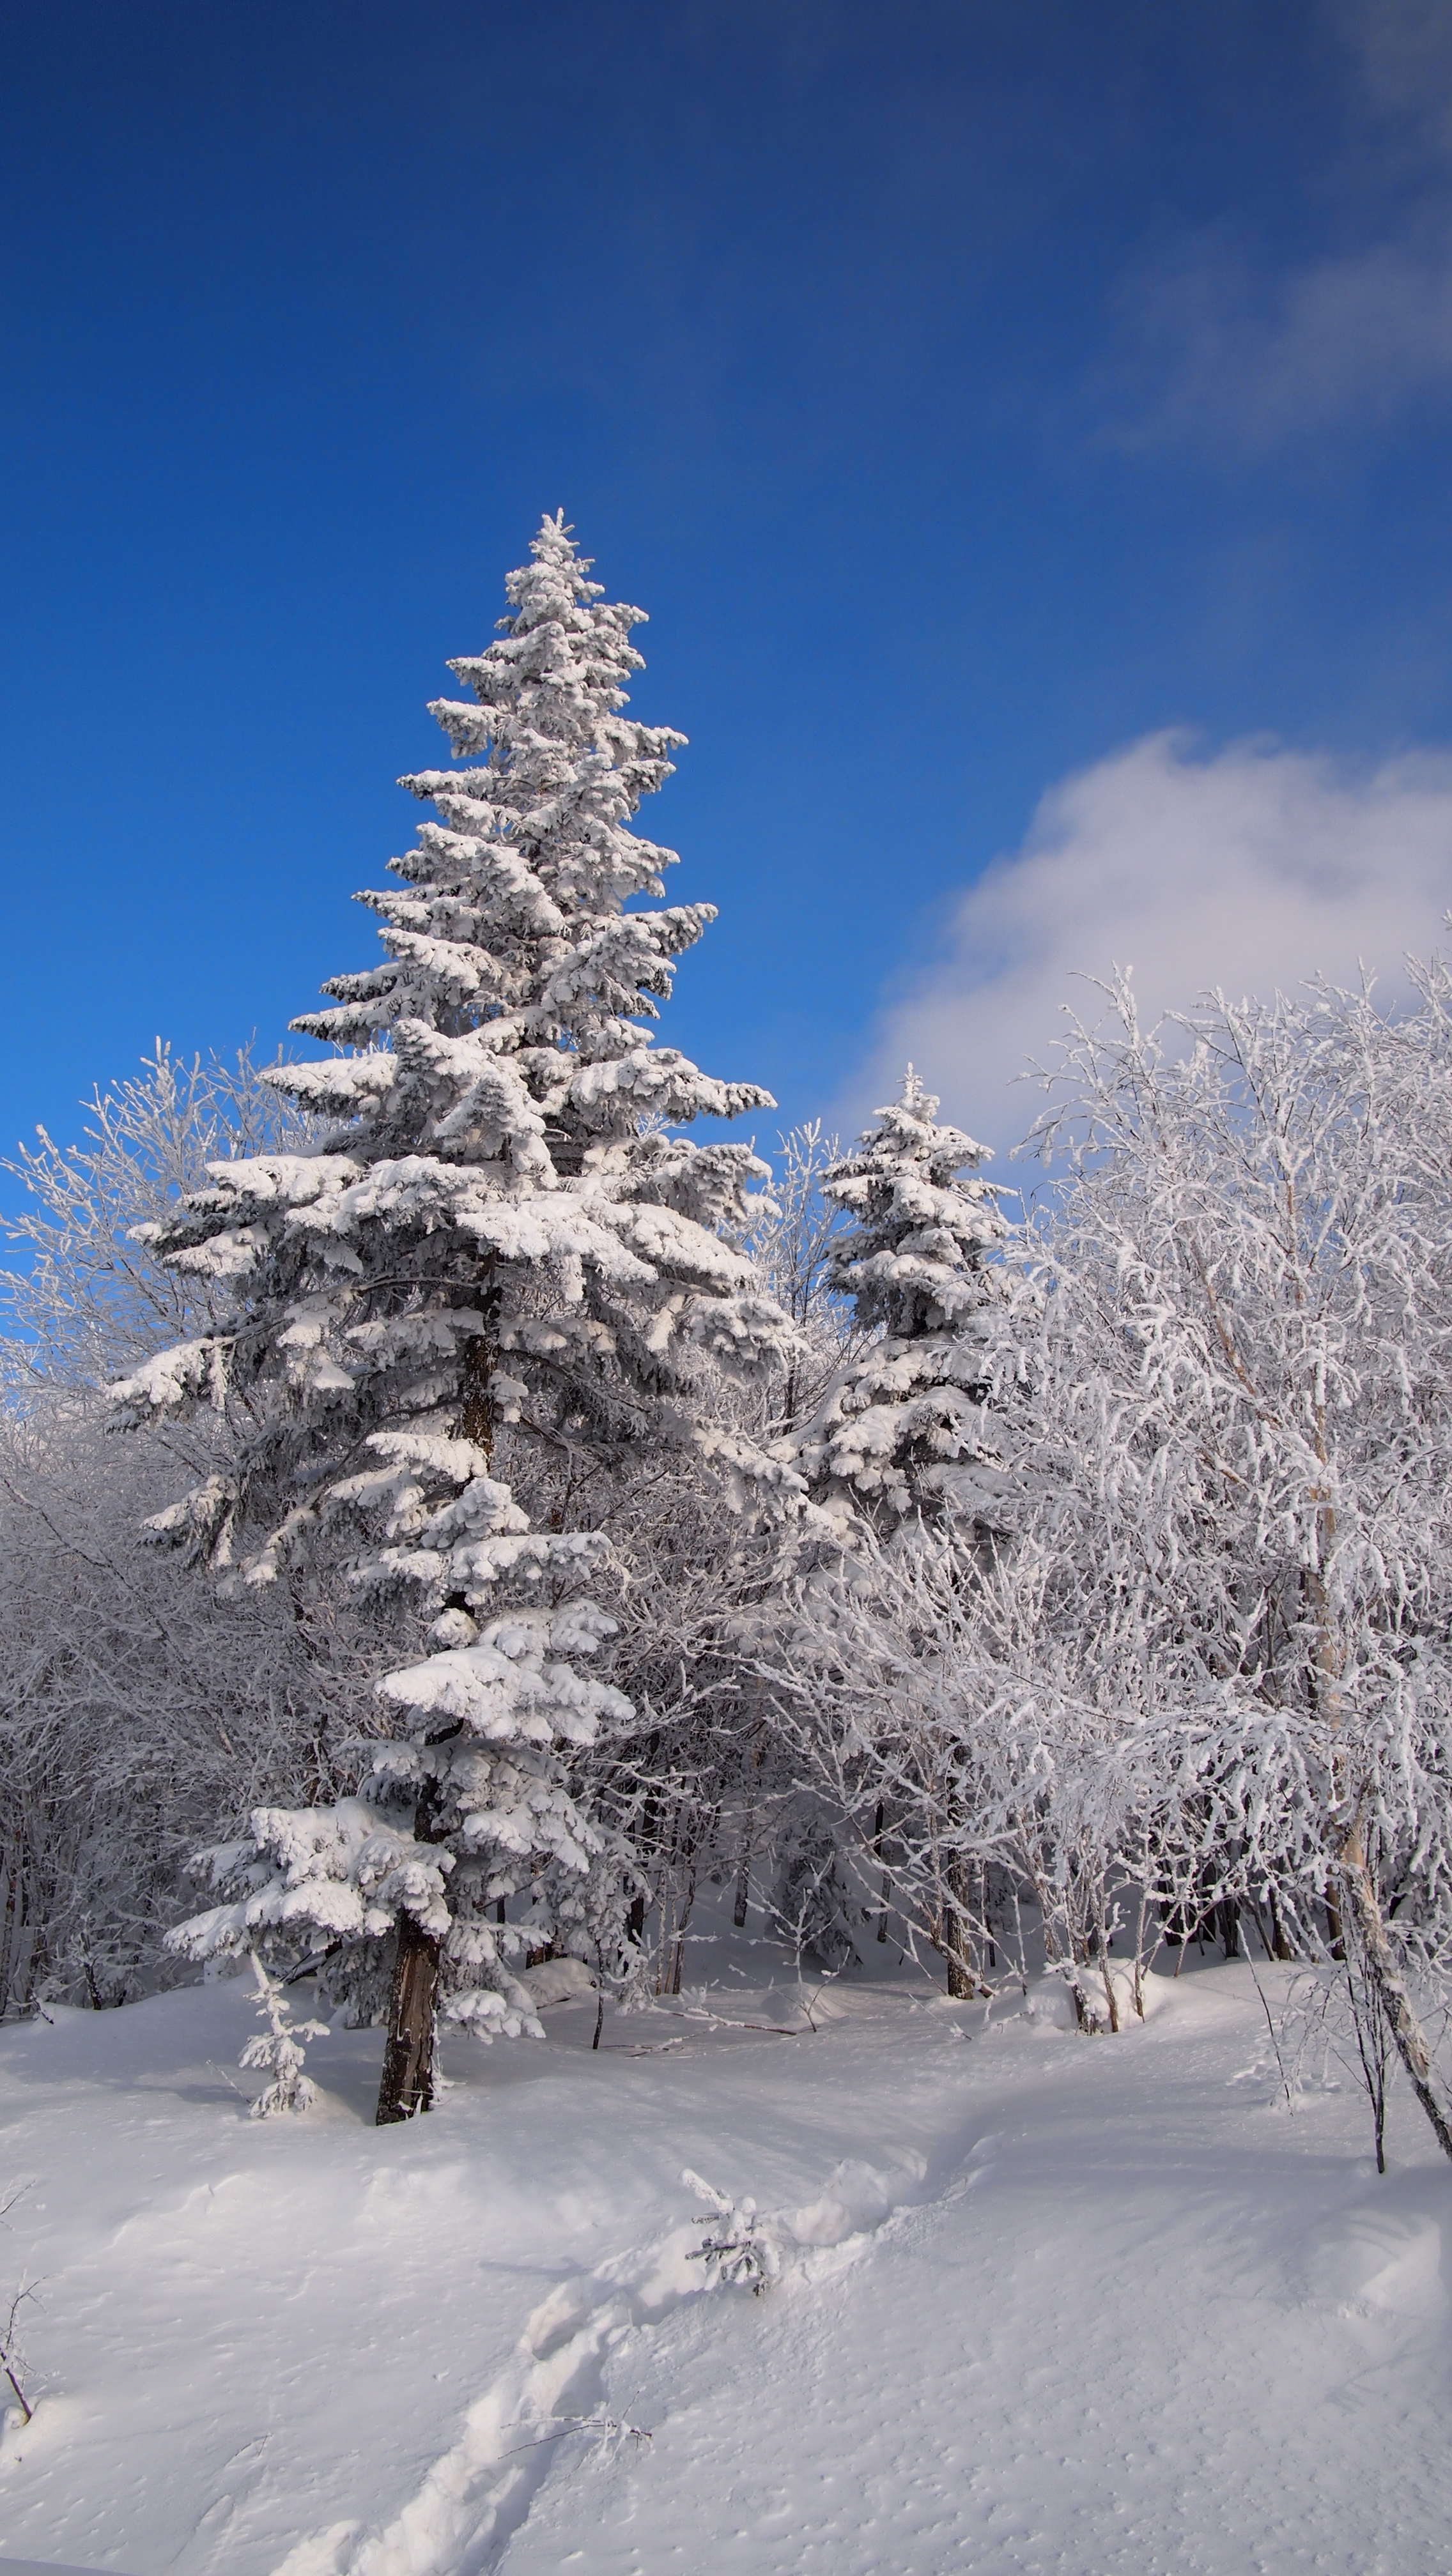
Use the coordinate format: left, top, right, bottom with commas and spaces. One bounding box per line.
1, 1943, 1448, 2576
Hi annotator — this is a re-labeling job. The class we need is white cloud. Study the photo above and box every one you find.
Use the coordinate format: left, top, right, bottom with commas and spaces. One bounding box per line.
1095, 5, 1452, 452
1106, 229, 1452, 452
846, 729, 1452, 1152
1335, 0, 1452, 151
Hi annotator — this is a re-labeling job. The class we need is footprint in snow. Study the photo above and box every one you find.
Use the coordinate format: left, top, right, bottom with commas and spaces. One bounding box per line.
270, 2150, 962, 2576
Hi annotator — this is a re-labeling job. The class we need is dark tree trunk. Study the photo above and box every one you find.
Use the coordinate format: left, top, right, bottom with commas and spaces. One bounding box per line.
626, 1730, 663, 1952
943, 1860, 979, 1999
732, 1848, 751, 1933
373, 1271, 495, 2127
0, 1843, 22, 2020
460, 1266, 500, 1458
375, 1721, 461, 2126
376, 1911, 441, 2125
732, 1724, 766, 1931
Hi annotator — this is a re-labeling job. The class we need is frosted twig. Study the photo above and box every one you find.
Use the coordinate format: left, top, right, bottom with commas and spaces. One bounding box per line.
502, 2413, 653, 2457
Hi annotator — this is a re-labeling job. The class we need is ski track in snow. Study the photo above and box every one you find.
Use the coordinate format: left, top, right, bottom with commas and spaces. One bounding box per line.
4, 1959, 1452, 2576
273, 2152, 952, 2576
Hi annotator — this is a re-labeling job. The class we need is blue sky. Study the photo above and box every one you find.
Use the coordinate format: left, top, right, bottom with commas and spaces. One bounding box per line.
4, 0, 1452, 1165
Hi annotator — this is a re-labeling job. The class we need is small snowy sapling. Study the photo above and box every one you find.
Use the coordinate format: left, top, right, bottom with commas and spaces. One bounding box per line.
0, 2185, 37, 2427
240, 1952, 328, 2117
683, 2168, 782, 2294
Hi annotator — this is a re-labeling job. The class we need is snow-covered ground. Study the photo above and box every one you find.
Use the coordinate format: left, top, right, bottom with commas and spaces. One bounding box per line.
1, 1945, 1448, 2576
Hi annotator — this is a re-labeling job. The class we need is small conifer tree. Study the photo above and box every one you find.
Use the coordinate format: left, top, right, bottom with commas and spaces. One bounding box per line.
789, 1068, 1015, 1533
770, 1070, 1018, 1989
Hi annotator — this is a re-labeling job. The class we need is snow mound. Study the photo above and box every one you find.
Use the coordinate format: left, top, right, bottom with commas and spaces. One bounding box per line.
1303, 2202, 1446, 2320
518, 1957, 596, 2007
1021, 1964, 1174, 2030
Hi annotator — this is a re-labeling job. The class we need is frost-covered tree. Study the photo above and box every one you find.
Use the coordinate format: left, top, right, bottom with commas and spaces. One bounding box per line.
114, 515, 798, 2119
766, 1071, 1021, 1984
769, 965, 1452, 2101
0, 1041, 316, 1392
764, 1515, 1197, 2023
1016, 968, 1452, 2152
787, 1068, 1016, 1534
0, 1395, 394, 2021
0, 1046, 389, 2022
240, 1951, 327, 2117
743, 1122, 854, 1438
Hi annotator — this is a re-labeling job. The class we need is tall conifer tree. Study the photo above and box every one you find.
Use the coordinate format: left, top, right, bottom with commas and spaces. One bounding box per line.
114, 515, 797, 2119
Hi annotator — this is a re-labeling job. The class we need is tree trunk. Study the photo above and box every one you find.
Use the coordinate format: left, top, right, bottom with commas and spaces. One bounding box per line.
1301, 1521, 1452, 2159
732, 1724, 765, 1930
375, 1912, 441, 2125
626, 1730, 662, 1952
666, 1855, 697, 1995
942, 1859, 980, 1999
1339, 1826, 1452, 2165
0, 1843, 20, 2020
945, 1946, 975, 2000
371, 1275, 491, 2128
460, 1266, 500, 1457
731, 1843, 751, 1933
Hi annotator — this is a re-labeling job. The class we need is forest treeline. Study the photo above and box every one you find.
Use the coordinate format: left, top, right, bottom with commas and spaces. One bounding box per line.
4, 516, 1451, 2161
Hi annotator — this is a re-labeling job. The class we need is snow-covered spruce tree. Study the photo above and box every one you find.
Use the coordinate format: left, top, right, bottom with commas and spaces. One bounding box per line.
787, 1068, 1017, 1535
765, 1072, 1023, 1986
112, 514, 798, 2120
